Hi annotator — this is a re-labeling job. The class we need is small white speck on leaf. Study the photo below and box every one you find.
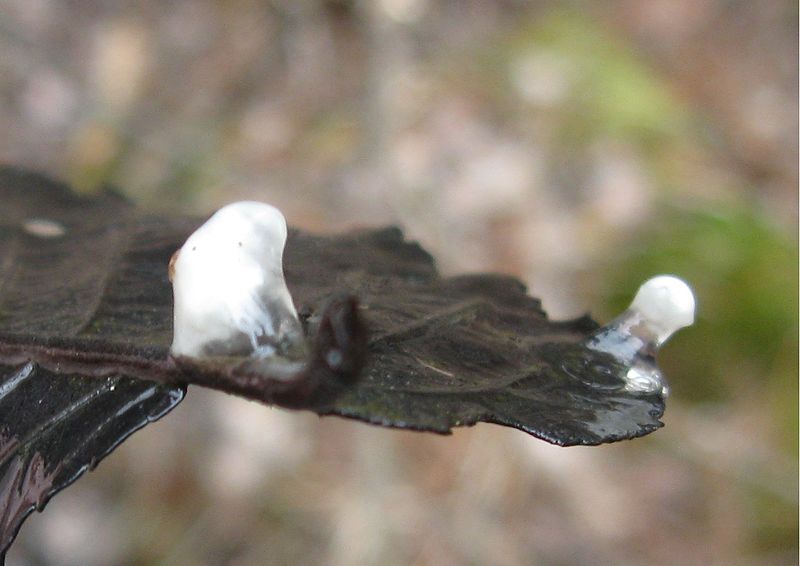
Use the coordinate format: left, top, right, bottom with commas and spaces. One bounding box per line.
22, 218, 66, 238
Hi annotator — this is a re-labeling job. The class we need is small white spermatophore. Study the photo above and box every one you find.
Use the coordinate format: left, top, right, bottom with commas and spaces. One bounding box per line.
169, 201, 304, 358
588, 275, 696, 396
629, 275, 696, 347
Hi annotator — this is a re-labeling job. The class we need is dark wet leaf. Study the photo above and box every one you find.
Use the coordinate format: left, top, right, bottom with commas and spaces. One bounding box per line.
0, 169, 187, 559
0, 167, 666, 558
0, 364, 183, 556
283, 232, 664, 445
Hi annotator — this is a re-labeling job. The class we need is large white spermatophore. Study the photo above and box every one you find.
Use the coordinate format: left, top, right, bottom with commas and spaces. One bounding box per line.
169, 201, 303, 358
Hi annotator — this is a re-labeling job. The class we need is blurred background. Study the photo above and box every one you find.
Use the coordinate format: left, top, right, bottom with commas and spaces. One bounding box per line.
1, 1, 797, 564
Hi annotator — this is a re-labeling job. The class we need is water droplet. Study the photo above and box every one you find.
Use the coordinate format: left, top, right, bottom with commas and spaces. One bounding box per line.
326, 349, 343, 368
624, 363, 667, 396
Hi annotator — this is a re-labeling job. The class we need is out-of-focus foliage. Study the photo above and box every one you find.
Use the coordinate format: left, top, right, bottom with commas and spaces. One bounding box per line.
507, 11, 691, 146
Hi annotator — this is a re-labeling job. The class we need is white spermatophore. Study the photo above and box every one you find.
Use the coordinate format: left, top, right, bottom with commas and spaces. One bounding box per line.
170, 201, 303, 358
587, 275, 695, 396
629, 275, 696, 346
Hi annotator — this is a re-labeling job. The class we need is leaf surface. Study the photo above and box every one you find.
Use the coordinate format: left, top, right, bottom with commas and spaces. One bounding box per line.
0, 169, 187, 559
0, 168, 665, 557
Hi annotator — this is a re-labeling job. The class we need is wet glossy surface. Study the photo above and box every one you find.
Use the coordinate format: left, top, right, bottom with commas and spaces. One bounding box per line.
0, 362, 184, 560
